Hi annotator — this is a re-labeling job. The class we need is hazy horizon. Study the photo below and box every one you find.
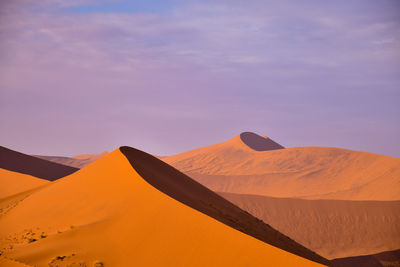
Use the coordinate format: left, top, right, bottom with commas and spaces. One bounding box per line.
1, 0, 399, 157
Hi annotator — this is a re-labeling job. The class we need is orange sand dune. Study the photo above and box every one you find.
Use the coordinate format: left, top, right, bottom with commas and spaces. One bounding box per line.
0, 169, 49, 199
0, 147, 327, 266
163, 132, 400, 200
220, 192, 400, 259
0, 146, 78, 181
34, 151, 107, 169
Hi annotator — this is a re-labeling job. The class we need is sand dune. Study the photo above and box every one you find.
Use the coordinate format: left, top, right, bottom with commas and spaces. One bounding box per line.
0, 146, 78, 181
0, 147, 327, 266
34, 152, 108, 169
220, 192, 400, 259
0, 169, 49, 199
163, 132, 400, 200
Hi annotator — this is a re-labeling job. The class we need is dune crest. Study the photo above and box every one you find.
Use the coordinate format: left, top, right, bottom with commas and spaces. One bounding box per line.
0, 147, 326, 266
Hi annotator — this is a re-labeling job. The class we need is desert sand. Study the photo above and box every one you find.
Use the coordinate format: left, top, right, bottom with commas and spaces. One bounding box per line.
220, 192, 400, 259
0, 169, 49, 199
34, 152, 108, 169
0, 146, 78, 181
0, 147, 327, 266
163, 132, 400, 200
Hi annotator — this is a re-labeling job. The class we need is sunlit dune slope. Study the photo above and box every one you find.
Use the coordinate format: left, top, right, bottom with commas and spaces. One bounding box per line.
34, 152, 108, 169
0, 147, 327, 267
163, 132, 400, 200
220, 192, 400, 259
0, 169, 49, 199
0, 146, 78, 181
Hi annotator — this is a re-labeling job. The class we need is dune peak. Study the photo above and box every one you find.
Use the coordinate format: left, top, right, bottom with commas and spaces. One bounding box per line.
239, 132, 284, 151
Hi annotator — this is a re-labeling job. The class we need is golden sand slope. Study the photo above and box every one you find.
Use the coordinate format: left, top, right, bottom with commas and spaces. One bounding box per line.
0, 148, 325, 267
0, 169, 49, 199
34, 152, 108, 169
221, 192, 400, 259
163, 133, 400, 200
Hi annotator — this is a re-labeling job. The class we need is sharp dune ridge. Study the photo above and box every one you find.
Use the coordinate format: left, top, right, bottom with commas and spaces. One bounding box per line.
120, 146, 329, 265
220, 192, 400, 259
163, 132, 400, 200
0, 146, 78, 181
0, 147, 327, 266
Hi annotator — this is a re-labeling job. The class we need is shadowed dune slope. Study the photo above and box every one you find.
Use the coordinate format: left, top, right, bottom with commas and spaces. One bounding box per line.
34, 152, 107, 169
332, 249, 400, 267
0, 146, 78, 181
220, 192, 400, 259
240, 132, 284, 151
120, 146, 328, 265
0, 169, 49, 199
163, 134, 400, 200
0, 148, 327, 267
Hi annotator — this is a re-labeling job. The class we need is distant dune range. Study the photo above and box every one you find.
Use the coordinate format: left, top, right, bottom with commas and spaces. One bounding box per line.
34, 152, 108, 169
0, 146, 78, 181
220, 192, 400, 259
0, 147, 327, 266
163, 132, 400, 201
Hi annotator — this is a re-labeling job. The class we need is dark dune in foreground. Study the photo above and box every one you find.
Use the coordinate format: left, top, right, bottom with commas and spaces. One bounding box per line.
0, 146, 78, 181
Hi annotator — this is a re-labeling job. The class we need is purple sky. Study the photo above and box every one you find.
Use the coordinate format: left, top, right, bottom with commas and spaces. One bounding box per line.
1, 0, 399, 157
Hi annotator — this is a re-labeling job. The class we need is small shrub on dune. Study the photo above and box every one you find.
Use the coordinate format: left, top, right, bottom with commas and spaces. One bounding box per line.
93, 260, 104, 267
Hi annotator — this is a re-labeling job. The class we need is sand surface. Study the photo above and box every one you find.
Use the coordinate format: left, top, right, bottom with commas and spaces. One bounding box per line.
0, 146, 78, 181
34, 152, 108, 169
164, 133, 400, 200
220, 192, 400, 259
0, 147, 326, 267
0, 169, 49, 199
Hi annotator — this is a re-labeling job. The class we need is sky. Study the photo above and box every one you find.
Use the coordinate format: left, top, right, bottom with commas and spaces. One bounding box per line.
0, 0, 399, 157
